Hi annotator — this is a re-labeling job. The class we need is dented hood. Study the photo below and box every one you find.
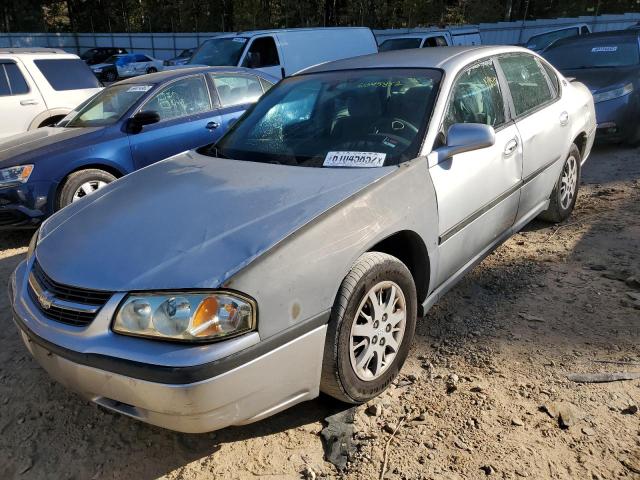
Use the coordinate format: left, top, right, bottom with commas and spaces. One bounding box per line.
36, 151, 394, 292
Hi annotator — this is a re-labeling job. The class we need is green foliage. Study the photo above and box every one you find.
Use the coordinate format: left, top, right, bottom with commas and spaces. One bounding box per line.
1, 0, 639, 32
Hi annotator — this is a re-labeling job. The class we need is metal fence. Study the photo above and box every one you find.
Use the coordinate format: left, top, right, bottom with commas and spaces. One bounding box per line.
0, 32, 222, 60
2, 12, 640, 59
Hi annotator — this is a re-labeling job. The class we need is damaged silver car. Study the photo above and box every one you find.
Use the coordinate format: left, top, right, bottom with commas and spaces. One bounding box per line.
10, 46, 596, 433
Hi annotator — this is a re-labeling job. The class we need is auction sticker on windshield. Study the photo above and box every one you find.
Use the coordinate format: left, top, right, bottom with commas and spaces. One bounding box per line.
324, 151, 387, 168
591, 46, 618, 53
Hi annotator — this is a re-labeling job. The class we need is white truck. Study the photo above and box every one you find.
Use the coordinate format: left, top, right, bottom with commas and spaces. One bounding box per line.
186, 28, 379, 78
0, 48, 102, 139
377, 27, 482, 51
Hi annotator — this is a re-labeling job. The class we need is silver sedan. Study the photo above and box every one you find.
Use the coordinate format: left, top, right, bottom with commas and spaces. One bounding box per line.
11, 46, 596, 433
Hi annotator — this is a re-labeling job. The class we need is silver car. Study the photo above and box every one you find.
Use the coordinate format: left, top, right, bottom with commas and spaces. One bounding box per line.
10, 46, 596, 433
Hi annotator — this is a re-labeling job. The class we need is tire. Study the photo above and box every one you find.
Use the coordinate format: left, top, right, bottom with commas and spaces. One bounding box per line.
57, 169, 116, 210
625, 126, 640, 147
320, 252, 417, 404
538, 144, 581, 223
146, 67, 158, 74
104, 71, 117, 83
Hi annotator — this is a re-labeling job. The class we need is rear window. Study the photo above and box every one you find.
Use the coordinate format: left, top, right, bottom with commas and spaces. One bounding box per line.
34, 59, 101, 91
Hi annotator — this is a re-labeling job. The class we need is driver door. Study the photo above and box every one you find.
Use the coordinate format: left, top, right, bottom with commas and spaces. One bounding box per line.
239, 36, 284, 78
430, 58, 523, 286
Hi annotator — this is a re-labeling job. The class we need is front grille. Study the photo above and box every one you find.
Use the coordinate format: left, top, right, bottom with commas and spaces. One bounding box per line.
28, 260, 113, 327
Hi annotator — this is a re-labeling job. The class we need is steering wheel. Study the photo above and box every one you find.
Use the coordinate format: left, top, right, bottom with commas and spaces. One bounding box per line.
372, 117, 419, 140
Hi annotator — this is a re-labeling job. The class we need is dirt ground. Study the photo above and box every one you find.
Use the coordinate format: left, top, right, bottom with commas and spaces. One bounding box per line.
0, 145, 639, 480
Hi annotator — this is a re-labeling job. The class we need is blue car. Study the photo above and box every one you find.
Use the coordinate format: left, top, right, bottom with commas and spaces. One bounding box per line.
0, 67, 277, 229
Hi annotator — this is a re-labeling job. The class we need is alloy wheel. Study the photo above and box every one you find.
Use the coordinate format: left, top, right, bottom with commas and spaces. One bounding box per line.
560, 155, 578, 210
349, 281, 407, 381
72, 180, 108, 202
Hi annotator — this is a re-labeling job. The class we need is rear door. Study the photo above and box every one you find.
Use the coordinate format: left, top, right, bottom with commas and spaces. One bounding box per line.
239, 36, 284, 78
0, 59, 44, 137
209, 72, 268, 130
430, 58, 523, 285
496, 53, 568, 223
128, 74, 222, 169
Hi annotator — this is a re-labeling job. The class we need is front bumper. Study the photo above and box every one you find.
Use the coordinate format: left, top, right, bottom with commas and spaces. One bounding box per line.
594, 93, 639, 142
10, 260, 328, 433
0, 181, 55, 229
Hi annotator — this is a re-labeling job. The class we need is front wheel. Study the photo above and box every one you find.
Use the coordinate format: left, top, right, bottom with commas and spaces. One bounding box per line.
57, 169, 116, 210
321, 252, 417, 403
146, 67, 158, 74
104, 71, 117, 82
538, 144, 581, 223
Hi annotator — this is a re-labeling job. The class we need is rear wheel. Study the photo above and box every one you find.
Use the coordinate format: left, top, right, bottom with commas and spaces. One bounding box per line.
57, 169, 116, 210
146, 67, 158, 74
321, 252, 417, 403
539, 144, 581, 223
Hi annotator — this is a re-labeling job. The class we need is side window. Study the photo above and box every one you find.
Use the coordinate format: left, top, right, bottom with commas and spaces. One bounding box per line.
259, 77, 275, 92
423, 36, 447, 47
540, 60, 560, 97
34, 59, 101, 91
243, 37, 280, 68
442, 60, 506, 134
0, 65, 10, 96
211, 74, 264, 107
142, 75, 211, 121
4, 63, 30, 95
135, 55, 150, 62
498, 54, 553, 117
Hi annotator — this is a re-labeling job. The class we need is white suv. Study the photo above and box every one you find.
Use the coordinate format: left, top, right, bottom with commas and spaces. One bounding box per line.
0, 48, 103, 139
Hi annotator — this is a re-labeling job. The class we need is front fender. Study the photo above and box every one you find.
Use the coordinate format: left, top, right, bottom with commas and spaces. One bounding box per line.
227, 157, 439, 339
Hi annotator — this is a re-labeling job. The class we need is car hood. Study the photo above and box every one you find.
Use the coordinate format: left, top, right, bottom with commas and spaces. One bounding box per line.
0, 127, 105, 167
560, 66, 638, 92
36, 151, 395, 292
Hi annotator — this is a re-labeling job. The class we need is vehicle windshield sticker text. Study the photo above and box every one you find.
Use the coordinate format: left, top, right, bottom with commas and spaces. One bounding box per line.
591, 46, 618, 53
233, 38, 247, 43
323, 151, 387, 168
127, 85, 153, 92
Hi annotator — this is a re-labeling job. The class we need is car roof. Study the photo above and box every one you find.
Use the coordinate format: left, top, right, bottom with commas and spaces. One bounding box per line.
0, 48, 69, 55
211, 27, 372, 39
300, 46, 530, 74
549, 29, 639, 49
114, 66, 279, 85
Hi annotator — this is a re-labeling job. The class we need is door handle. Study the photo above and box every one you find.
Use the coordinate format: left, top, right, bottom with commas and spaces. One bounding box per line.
206, 121, 219, 130
504, 138, 518, 156
20, 99, 38, 106
559, 111, 569, 126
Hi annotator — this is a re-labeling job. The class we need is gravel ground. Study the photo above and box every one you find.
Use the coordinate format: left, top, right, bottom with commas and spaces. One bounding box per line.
0, 145, 638, 480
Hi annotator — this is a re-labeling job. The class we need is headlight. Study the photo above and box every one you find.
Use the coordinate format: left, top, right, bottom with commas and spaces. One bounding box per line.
113, 291, 256, 342
592, 83, 633, 103
0, 165, 33, 187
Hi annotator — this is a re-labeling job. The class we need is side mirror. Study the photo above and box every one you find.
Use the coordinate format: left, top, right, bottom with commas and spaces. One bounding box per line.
126, 110, 160, 134
435, 123, 495, 161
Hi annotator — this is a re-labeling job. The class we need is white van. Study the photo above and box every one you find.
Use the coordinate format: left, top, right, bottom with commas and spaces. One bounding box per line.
0, 48, 102, 139
377, 27, 481, 52
187, 28, 378, 78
